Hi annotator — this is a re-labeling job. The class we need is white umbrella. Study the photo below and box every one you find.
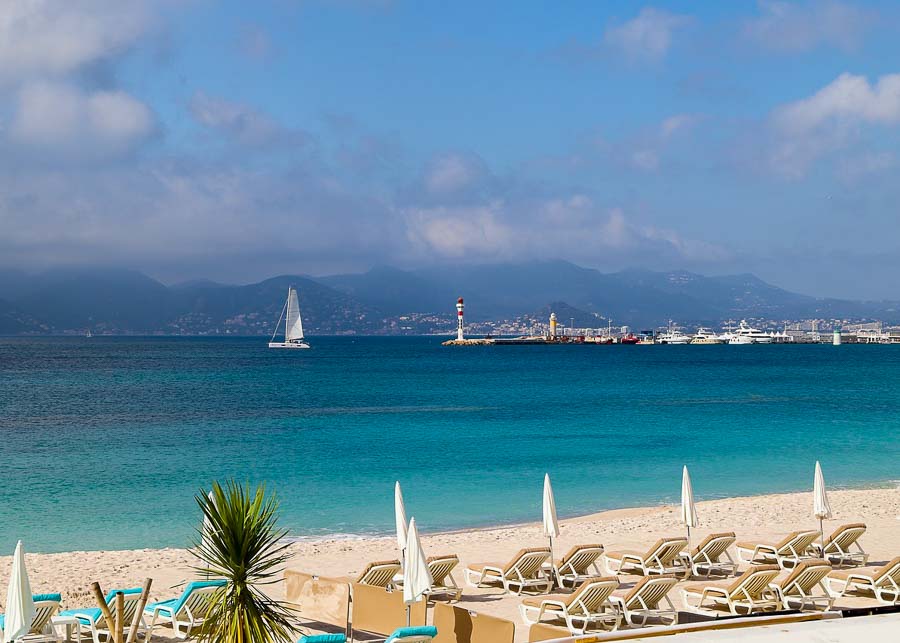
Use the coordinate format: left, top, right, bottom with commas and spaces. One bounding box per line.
543, 474, 560, 586
4, 540, 35, 643
402, 518, 432, 625
395, 481, 408, 570
813, 461, 833, 550
680, 466, 699, 544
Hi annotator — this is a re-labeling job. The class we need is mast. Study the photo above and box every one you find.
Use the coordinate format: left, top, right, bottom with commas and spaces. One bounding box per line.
270, 294, 288, 343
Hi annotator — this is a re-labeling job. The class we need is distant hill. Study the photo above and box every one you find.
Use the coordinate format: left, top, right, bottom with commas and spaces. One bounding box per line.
0, 261, 897, 335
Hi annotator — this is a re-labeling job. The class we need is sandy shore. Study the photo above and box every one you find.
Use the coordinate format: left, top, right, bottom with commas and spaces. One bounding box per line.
3, 488, 898, 642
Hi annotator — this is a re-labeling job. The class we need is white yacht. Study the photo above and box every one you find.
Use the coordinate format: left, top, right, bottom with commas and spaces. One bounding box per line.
657, 322, 691, 344
729, 320, 774, 344
690, 327, 725, 344
268, 287, 310, 349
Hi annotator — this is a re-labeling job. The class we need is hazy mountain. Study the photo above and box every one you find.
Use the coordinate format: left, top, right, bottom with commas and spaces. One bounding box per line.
1, 261, 898, 335
318, 266, 453, 315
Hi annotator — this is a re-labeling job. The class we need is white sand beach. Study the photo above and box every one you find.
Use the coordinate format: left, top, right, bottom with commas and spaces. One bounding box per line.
3, 488, 898, 642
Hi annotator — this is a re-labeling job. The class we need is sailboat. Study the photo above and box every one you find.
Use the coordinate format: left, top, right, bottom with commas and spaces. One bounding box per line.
268, 287, 310, 349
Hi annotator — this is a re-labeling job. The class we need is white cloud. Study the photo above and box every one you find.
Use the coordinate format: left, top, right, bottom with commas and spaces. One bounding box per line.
604, 8, 690, 61
405, 203, 511, 258
0, 1, 152, 83
400, 193, 727, 269
743, 1, 872, 53
11, 81, 154, 156
765, 73, 900, 178
774, 73, 900, 135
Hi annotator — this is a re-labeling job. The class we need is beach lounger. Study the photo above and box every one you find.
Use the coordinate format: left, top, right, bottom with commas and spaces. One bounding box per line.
356, 560, 402, 589
820, 523, 869, 567
555, 544, 605, 588
608, 575, 679, 628
681, 565, 781, 615
385, 626, 437, 642
298, 635, 346, 643
735, 530, 820, 568
683, 532, 737, 578
465, 547, 552, 595
825, 555, 900, 604
604, 537, 690, 577
519, 576, 620, 634
60, 587, 147, 643
0, 593, 61, 643
426, 555, 462, 601
772, 559, 834, 611
144, 579, 225, 639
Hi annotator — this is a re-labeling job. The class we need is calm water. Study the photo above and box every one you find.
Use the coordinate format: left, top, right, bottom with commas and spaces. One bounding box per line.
1, 337, 898, 553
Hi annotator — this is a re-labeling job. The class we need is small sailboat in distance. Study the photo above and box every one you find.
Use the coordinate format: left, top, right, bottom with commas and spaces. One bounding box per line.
268, 287, 310, 349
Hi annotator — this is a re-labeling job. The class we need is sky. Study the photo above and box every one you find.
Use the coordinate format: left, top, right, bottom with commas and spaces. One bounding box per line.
2, 1, 900, 299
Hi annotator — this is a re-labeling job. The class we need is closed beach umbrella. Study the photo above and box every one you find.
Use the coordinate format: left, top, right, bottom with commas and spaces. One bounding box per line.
543, 474, 560, 585
395, 481, 408, 567
813, 461, 833, 548
4, 540, 35, 643
681, 466, 699, 543
403, 518, 432, 624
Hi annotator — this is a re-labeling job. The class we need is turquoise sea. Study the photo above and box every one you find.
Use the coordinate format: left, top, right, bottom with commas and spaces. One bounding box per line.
2, 337, 898, 553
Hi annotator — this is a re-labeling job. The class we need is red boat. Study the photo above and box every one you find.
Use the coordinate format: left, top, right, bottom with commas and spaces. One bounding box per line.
620, 333, 640, 344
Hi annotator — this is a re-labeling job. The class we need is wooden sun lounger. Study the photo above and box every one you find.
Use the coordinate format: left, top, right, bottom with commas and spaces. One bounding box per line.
825, 555, 900, 604
465, 548, 552, 595
681, 565, 782, 615
772, 559, 834, 612
683, 532, 737, 578
555, 544, 605, 588
735, 530, 820, 569
608, 575, 679, 628
820, 523, 869, 567
519, 576, 620, 634
605, 537, 690, 577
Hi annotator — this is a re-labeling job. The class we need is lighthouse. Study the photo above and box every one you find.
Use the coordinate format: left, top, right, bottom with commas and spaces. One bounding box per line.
549, 312, 558, 338
456, 297, 465, 341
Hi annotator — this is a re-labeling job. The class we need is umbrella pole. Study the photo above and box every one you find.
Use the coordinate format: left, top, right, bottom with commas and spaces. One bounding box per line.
686, 525, 690, 546
819, 517, 824, 556
406, 604, 411, 627
549, 535, 558, 588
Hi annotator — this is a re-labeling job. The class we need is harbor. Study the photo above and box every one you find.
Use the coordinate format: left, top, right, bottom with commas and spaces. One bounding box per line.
443, 299, 900, 346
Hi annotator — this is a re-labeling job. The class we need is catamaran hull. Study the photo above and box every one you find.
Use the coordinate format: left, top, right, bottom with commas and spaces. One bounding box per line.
268, 342, 310, 349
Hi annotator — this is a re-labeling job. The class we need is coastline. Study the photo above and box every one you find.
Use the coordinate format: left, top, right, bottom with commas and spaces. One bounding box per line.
5, 486, 897, 589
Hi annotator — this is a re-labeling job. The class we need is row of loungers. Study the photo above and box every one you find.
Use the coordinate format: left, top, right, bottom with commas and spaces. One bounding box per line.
521, 553, 900, 634
0, 580, 225, 643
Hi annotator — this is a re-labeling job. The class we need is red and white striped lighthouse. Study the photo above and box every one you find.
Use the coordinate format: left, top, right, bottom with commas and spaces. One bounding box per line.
456, 297, 465, 341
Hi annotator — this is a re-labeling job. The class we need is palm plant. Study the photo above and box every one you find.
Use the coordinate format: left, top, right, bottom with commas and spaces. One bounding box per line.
192, 480, 295, 643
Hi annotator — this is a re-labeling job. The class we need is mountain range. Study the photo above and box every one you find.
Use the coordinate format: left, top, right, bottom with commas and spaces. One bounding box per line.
0, 261, 897, 335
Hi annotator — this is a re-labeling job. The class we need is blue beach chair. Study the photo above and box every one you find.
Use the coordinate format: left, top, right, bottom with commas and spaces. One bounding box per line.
144, 579, 225, 639
386, 627, 438, 642
0, 593, 62, 642
297, 635, 346, 643
60, 587, 146, 643
297, 626, 437, 643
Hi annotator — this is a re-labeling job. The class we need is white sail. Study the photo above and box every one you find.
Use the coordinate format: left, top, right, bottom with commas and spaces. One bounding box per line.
285, 288, 305, 341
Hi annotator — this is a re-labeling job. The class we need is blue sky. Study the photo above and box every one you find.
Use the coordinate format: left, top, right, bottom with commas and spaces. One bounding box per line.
2, 1, 900, 299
